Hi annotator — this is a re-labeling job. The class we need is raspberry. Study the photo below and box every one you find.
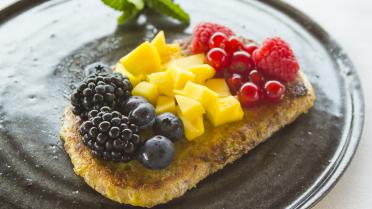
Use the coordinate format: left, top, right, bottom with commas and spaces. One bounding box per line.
253, 37, 299, 82
191, 22, 234, 54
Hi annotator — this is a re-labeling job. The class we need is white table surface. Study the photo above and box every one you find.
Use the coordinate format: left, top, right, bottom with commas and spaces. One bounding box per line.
1, 1, 370, 209
283, 1, 372, 209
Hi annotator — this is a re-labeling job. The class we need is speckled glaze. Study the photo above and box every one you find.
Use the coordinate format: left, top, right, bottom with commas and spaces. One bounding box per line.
0, 1, 364, 209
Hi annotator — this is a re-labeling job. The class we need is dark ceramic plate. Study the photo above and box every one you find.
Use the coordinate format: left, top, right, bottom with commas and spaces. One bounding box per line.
0, 0, 364, 209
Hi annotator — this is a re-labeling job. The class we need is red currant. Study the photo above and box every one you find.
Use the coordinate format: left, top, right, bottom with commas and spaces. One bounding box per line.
225, 36, 242, 55
238, 82, 260, 107
249, 70, 264, 87
264, 80, 285, 102
228, 51, 255, 75
208, 32, 228, 49
206, 48, 229, 71
226, 74, 244, 95
242, 44, 258, 55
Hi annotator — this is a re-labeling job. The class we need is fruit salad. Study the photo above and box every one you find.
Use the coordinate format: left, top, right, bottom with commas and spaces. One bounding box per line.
69, 22, 300, 169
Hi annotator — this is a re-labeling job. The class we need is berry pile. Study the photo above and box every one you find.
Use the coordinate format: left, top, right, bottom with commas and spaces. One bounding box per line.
192, 23, 300, 107
71, 71, 132, 120
79, 106, 140, 162
70, 63, 184, 169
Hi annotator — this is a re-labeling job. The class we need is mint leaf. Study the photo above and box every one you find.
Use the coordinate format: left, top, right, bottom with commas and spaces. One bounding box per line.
145, 0, 190, 24
101, 0, 190, 25
128, 0, 144, 10
101, 0, 131, 11
117, 6, 141, 24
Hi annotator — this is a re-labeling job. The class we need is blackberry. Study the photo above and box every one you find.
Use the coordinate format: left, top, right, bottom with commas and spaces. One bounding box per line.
84, 62, 111, 76
71, 71, 132, 120
79, 106, 141, 162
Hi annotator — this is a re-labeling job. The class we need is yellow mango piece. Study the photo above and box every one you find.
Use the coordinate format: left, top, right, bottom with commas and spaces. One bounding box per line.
155, 96, 176, 114
166, 53, 205, 69
132, 81, 159, 104
176, 81, 218, 108
120, 41, 162, 76
167, 67, 196, 89
187, 64, 215, 84
205, 79, 232, 97
115, 63, 143, 86
175, 95, 205, 119
177, 109, 205, 141
147, 71, 174, 96
150, 31, 181, 64
206, 96, 244, 126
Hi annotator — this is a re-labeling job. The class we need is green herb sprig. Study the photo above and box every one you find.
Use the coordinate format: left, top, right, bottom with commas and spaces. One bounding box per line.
101, 0, 190, 25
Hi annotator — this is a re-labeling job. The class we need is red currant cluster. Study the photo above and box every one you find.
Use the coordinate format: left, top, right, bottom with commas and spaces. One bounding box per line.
204, 32, 286, 107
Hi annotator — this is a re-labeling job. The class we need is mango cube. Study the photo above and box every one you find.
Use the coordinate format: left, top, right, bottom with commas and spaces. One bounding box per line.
187, 64, 215, 84
205, 79, 232, 97
166, 53, 205, 69
206, 96, 244, 126
167, 67, 196, 90
115, 63, 143, 86
175, 95, 205, 120
132, 81, 159, 104
156, 96, 176, 114
120, 41, 162, 76
150, 31, 181, 64
147, 71, 173, 96
177, 109, 205, 141
176, 82, 218, 108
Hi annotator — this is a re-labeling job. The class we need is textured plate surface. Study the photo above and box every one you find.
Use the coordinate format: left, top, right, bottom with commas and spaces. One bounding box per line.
0, 0, 364, 209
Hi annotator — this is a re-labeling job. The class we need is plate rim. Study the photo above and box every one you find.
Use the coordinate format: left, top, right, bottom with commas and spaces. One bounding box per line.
255, 1, 365, 208
0, 1, 365, 209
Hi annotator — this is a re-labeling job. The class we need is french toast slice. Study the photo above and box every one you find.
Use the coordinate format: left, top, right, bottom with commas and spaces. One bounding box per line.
60, 39, 315, 208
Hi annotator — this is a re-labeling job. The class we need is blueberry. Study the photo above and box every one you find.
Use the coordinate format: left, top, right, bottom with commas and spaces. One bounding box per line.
128, 103, 155, 129
153, 113, 184, 141
137, 135, 174, 169
84, 62, 111, 76
121, 96, 148, 115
